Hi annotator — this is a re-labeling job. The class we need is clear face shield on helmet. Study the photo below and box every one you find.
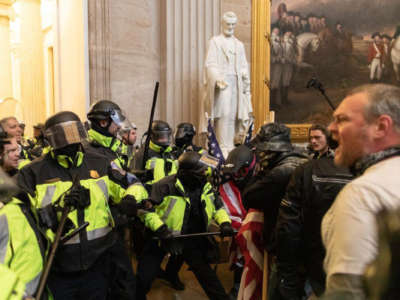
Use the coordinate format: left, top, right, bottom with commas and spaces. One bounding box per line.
152, 129, 172, 147
109, 108, 127, 127
174, 127, 188, 140
117, 118, 133, 139
45, 121, 87, 150
174, 127, 195, 147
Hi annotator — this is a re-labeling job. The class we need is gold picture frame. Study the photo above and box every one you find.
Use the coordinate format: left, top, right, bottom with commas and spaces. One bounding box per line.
251, 0, 311, 143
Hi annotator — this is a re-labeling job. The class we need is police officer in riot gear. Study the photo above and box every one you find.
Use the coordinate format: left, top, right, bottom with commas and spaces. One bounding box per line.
172, 122, 203, 158
87, 100, 133, 171
25, 123, 50, 159
1, 127, 50, 299
133, 120, 178, 187
136, 151, 233, 300
155, 123, 206, 290
87, 100, 142, 299
150, 120, 172, 148
118, 122, 138, 171
16, 111, 139, 300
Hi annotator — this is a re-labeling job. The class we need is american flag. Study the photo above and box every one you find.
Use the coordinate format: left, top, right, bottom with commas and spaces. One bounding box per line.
220, 180, 247, 269
220, 181, 246, 230
244, 121, 254, 145
236, 209, 265, 300
207, 119, 225, 165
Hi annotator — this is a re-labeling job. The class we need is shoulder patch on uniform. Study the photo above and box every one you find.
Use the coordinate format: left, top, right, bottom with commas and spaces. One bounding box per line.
90, 170, 100, 178
45, 177, 61, 184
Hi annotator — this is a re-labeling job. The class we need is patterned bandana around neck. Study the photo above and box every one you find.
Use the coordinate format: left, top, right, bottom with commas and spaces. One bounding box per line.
350, 146, 400, 176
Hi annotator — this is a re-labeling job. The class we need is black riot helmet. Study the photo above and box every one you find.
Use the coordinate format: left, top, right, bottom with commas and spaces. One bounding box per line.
87, 100, 122, 122
177, 151, 219, 187
87, 99, 127, 126
174, 122, 196, 147
150, 120, 172, 147
44, 111, 87, 150
87, 100, 128, 137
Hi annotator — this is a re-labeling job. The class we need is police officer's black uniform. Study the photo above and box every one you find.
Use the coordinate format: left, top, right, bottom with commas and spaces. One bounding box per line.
17, 111, 138, 300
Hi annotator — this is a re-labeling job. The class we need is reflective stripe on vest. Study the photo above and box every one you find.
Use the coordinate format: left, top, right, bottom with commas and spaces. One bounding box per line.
0, 215, 9, 263
148, 158, 157, 170
96, 179, 109, 200
41, 185, 57, 208
64, 226, 112, 245
161, 198, 178, 222
25, 271, 41, 296
95, 179, 115, 227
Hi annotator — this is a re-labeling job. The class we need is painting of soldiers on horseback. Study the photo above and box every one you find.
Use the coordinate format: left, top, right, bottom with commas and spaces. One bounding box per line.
270, 0, 400, 125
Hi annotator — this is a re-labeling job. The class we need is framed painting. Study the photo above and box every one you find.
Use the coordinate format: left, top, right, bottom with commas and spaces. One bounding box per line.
267, 0, 400, 129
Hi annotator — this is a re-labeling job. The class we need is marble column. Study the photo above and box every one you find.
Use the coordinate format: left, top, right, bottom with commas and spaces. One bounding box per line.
160, 0, 221, 132
88, 0, 111, 104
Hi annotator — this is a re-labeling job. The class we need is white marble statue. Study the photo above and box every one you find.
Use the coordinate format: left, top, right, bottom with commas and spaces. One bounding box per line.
201, 11, 253, 157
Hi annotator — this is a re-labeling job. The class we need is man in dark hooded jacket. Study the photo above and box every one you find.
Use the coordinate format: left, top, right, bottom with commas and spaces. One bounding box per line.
242, 123, 308, 248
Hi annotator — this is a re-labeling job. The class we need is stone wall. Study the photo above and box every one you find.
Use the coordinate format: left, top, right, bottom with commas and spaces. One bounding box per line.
89, 0, 161, 139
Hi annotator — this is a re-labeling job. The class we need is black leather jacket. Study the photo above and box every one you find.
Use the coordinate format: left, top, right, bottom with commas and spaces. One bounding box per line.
276, 157, 353, 298
242, 151, 308, 250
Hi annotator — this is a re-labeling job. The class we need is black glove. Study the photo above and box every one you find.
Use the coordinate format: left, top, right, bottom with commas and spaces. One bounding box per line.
220, 222, 234, 237
120, 195, 138, 217
154, 224, 173, 239
163, 239, 183, 256
38, 203, 58, 231
64, 186, 90, 209
155, 225, 183, 255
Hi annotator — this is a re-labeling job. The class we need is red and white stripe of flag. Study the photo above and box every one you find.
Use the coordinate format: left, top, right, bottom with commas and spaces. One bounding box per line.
236, 209, 264, 300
